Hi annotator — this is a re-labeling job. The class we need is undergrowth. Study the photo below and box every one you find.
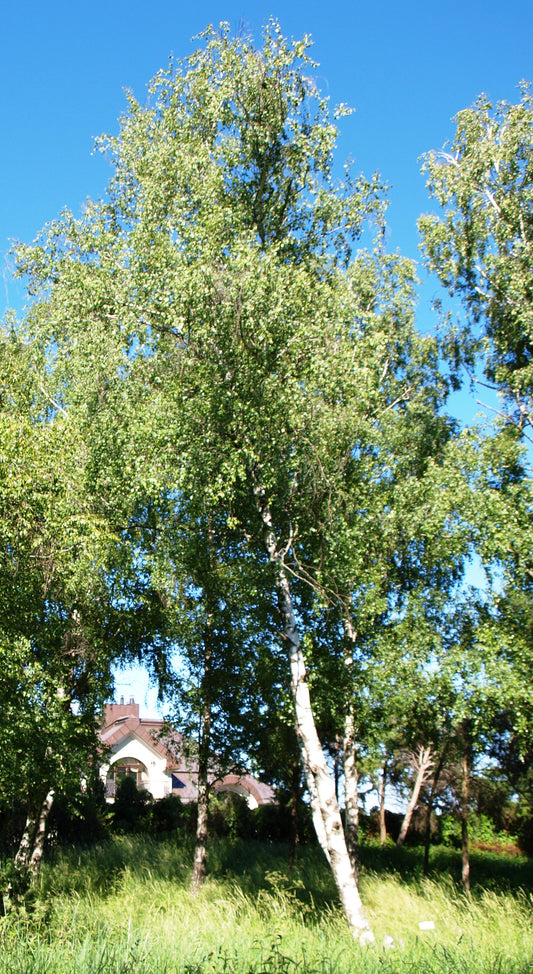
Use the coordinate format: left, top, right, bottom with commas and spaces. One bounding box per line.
0, 836, 531, 973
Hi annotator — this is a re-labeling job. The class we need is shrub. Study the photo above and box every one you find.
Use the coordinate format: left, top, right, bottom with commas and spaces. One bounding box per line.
48, 784, 110, 846
441, 811, 516, 851
148, 794, 194, 834
209, 793, 255, 839
252, 799, 313, 844
112, 776, 152, 833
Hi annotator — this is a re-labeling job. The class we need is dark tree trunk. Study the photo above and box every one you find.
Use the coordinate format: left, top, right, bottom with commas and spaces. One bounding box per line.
333, 735, 341, 804
461, 722, 473, 893
191, 607, 214, 892
288, 755, 300, 869
423, 744, 447, 875
379, 760, 388, 846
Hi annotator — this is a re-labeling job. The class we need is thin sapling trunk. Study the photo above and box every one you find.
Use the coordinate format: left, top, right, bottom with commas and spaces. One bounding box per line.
397, 746, 433, 847
255, 489, 374, 943
191, 608, 214, 892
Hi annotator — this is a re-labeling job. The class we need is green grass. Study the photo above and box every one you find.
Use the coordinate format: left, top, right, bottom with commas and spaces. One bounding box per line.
1, 836, 532, 973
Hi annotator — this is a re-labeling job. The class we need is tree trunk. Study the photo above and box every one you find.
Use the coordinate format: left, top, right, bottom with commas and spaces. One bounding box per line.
397, 746, 433, 847
13, 806, 40, 874
288, 755, 300, 869
29, 789, 55, 878
423, 744, 447, 875
342, 615, 359, 882
256, 492, 374, 942
302, 758, 331, 864
460, 723, 472, 893
379, 760, 388, 845
333, 736, 341, 804
191, 610, 214, 892
344, 703, 360, 884
282, 571, 372, 940
191, 766, 209, 892
5, 788, 55, 909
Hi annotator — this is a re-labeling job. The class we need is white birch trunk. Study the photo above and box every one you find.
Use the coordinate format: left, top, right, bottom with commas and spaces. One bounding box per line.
13, 808, 39, 873
29, 789, 55, 877
342, 615, 359, 880
302, 758, 331, 864
344, 705, 360, 881
397, 746, 433, 847
254, 490, 373, 942
6, 788, 55, 909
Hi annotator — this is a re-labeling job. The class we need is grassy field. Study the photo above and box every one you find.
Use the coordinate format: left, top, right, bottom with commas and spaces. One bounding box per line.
1, 836, 532, 973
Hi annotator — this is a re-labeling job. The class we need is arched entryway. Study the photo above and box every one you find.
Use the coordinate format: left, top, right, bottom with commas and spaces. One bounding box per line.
105, 758, 148, 799
213, 777, 263, 810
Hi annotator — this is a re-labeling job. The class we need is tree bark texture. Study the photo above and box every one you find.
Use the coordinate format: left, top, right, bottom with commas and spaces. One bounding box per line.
397, 746, 433, 847
302, 757, 331, 864
279, 567, 372, 940
461, 723, 473, 893
379, 760, 388, 846
255, 499, 373, 940
191, 610, 214, 892
423, 744, 447, 875
342, 615, 360, 883
288, 756, 300, 869
29, 789, 55, 877
344, 704, 360, 884
6, 788, 55, 909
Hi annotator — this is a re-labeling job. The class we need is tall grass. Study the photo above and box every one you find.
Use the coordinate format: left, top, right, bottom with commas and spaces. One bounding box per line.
0, 836, 531, 973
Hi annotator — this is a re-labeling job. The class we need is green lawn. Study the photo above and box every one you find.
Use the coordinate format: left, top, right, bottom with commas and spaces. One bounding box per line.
1, 836, 532, 973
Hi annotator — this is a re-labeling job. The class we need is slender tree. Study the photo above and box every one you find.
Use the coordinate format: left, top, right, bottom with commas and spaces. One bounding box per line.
12, 23, 477, 938
419, 84, 533, 431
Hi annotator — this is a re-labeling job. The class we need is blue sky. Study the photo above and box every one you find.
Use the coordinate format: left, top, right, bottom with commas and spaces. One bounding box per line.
2, 0, 531, 713
2, 0, 532, 316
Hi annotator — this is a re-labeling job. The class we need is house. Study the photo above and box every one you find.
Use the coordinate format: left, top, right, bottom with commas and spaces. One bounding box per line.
99, 697, 275, 809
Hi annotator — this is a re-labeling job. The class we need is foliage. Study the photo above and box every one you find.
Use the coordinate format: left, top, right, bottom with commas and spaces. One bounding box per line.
112, 777, 153, 833
6, 19, 533, 925
420, 84, 533, 428
0, 836, 532, 973
441, 811, 515, 850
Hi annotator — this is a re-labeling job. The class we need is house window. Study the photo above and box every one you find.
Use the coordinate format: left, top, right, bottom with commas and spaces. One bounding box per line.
106, 759, 147, 797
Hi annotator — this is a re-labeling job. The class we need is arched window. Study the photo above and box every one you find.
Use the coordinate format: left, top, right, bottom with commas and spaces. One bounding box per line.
106, 759, 148, 797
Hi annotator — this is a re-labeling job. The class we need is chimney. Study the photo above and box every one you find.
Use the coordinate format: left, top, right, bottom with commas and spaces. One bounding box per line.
102, 696, 140, 726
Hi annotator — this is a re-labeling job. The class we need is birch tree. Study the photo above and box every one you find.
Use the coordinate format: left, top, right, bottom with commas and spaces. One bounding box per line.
14, 22, 462, 938
419, 85, 533, 430
0, 335, 110, 901
0, 325, 173, 902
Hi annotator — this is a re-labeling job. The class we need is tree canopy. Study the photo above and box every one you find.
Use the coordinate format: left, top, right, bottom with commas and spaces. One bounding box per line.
3, 20, 533, 938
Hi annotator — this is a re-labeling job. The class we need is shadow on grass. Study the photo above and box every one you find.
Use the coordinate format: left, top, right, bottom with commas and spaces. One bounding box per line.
40, 833, 533, 910
358, 840, 533, 893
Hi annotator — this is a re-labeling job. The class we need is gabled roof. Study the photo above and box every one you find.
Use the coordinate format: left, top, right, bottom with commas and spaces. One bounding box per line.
101, 699, 186, 770
101, 698, 275, 806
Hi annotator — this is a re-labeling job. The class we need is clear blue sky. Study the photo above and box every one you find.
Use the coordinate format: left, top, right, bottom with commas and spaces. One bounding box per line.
2, 0, 532, 316
2, 0, 531, 713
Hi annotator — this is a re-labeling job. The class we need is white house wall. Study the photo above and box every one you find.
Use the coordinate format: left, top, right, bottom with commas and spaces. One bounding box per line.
100, 731, 171, 800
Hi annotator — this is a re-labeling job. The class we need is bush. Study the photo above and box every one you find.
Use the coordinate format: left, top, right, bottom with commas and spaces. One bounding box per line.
209, 793, 255, 839
252, 799, 313, 844
49, 783, 110, 846
441, 811, 516, 850
149, 794, 195, 834
112, 776, 152, 833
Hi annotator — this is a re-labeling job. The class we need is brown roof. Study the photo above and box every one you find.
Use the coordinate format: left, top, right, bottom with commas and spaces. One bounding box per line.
101, 698, 275, 805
